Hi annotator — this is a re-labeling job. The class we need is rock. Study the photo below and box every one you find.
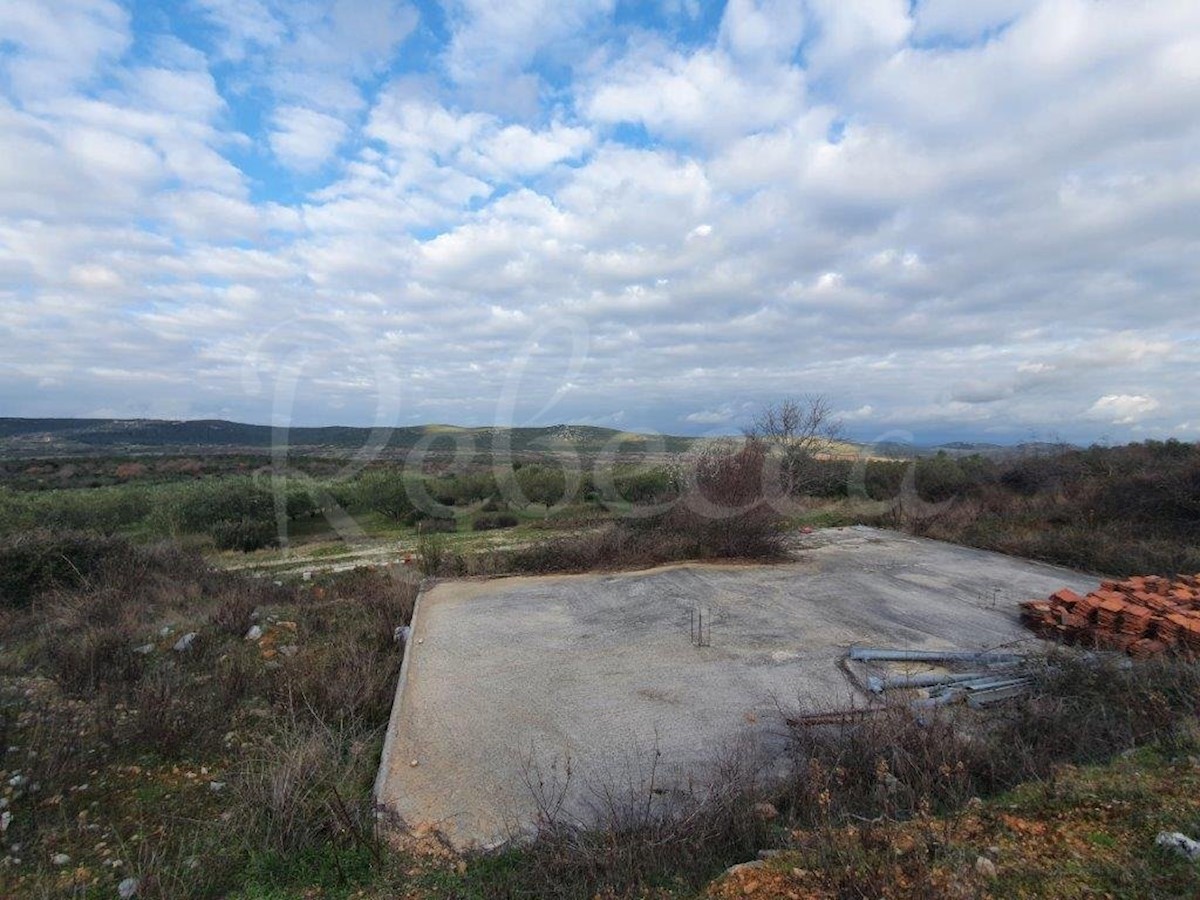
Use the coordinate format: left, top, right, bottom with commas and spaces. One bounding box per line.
159, 626, 173, 637
724, 860, 766, 878
208, 782, 226, 793
52, 852, 71, 866
133, 644, 154, 655
974, 856, 997, 878
1157, 831, 1200, 861
301, 571, 311, 581
278, 645, 299, 658
0, 811, 10, 832
394, 625, 412, 645
118, 876, 139, 898
752, 801, 779, 821
173, 632, 198, 652
244, 625, 263, 642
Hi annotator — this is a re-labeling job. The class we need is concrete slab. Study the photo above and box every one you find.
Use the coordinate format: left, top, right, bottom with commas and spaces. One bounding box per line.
375, 526, 1098, 848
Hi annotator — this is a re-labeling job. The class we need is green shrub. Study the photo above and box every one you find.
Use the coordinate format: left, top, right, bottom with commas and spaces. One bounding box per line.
472, 512, 519, 531
606, 466, 679, 504
285, 488, 319, 520
509, 464, 573, 507
356, 471, 414, 522
211, 518, 278, 552
0, 530, 136, 607
417, 515, 456, 533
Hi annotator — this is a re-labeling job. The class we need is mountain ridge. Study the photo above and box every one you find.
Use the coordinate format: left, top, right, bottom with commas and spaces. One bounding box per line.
0, 417, 698, 456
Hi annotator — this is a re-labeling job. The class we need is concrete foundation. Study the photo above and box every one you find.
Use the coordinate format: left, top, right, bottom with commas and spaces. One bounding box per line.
375, 526, 1098, 848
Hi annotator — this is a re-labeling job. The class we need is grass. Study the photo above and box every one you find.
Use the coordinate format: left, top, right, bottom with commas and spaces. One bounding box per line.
713, 745, 1200, 899
0, 535, 417, 898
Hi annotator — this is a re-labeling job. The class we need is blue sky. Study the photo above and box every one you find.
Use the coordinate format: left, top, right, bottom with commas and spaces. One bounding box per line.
1, 0, 1198, 444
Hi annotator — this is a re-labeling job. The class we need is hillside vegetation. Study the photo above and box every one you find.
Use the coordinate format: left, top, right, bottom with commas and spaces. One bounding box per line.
0, 418, 696, 458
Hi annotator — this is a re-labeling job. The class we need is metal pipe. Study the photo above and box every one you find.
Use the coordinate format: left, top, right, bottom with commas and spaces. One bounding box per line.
911, 690, 966, 708
848, 647, 1023, 664
926, 677, 1031, 699
867, 671, 987, 693
967, 683, 1032, 707
959, 676, 1032, 692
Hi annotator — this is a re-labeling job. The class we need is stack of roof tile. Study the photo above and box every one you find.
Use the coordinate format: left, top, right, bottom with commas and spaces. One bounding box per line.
1020, 574, 1200, 658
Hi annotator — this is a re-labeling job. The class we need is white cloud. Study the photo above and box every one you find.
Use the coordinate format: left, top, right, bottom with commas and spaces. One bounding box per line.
270, 106, 349, 171
685, 405, 735, 424
442, 0, 614, 85
473, 123, 594, 178
0, 0, 130, 101
804, 0, 911, 81
1087, 394, 1161, 425
584, 39, 806, 145
191, 0, 283, 61
912, 0, 1039, 42
718, 0, 806, 62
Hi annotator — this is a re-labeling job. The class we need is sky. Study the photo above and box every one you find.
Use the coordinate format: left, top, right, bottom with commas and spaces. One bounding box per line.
1, 0, 1198, 445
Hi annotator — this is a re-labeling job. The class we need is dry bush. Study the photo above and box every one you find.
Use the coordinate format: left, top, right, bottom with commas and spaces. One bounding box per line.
634, 439, 786, 562
415, 529, 447, 576
6, 536, 301, 762
262, 567, 415, 728
43, 621, 147, 694
125, 666, 199, 756
893, 441, 1200, 576
227, 710, 379, 860
497, 740, 777, 898
459, 443, 787, 578
328, 567, 419, 650
273, 641, 402, 728
786, 707, 995, 826
784, 652, 1200, 829
208, 586, 259, 636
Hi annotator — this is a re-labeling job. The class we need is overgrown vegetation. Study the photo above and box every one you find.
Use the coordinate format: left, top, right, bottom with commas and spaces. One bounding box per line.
875, 440, 1200, 575
412, 440, 787, 576
2, 429, 1199, 896
0, 533, 416, 897
5, 436, 1196, 579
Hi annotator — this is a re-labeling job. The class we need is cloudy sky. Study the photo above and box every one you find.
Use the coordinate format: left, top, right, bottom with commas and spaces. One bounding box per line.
1, 0, 1197, 444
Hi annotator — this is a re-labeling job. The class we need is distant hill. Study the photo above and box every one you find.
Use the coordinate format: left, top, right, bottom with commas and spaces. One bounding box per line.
0, 417, 699, 458
929, 440, 1077, 458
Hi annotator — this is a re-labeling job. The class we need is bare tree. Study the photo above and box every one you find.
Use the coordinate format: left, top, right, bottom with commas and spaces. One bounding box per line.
744, 395, 843, 497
